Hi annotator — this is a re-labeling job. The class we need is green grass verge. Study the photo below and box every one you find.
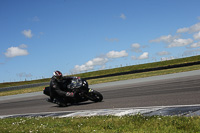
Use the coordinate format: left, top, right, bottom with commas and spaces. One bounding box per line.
87, 63, 200, 85
0, 86, 47, 97
75, 55, 200, 78
0, 78, 50, 88
1, 115, 200, 132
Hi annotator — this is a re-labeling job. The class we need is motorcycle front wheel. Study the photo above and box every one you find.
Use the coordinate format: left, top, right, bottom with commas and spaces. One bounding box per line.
87, 90, 103, 102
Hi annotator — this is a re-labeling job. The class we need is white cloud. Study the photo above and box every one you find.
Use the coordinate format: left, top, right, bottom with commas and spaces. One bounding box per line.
177, 22, 200, 33
22, 29, 33, 38
4, 45, 29, 58
74, 64, 93, 73
131, 52, 149, 60
161, 56, 175, 61
19, 44, 28, 48
106, 50, 128, 58
138, 52, 149, 60
190, 42, 200, 48
73, 57, 108, 73
120, 13, 126, 20
168, 38, 193, 48
150, 34, 193, 48
176, 28, 189, 33
88, 57, 108, 66
157, 51, 170, 56
131, 43, 142, 53
193, 32, 200, 40
72, 50, 128, 73
132, 43, 140, 48
150, 35, 178, 43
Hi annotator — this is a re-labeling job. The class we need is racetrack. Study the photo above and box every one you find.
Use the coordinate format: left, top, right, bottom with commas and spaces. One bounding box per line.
0, 70, 200, 117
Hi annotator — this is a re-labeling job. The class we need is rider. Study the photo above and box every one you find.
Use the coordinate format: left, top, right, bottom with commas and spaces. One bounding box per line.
48, 70, 74, 106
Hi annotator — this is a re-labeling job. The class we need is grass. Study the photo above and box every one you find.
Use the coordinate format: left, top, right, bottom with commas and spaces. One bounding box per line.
0, 78, 50, 88
87, 63, 200, 85
1, 115, 200, 132
0, 85, 47, 97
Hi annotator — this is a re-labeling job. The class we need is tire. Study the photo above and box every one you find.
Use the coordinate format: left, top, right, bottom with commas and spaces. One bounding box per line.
87, 90, 103, 102
43, 87, 50, 96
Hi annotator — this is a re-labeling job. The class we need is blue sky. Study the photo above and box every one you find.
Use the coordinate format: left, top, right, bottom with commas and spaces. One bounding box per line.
1, 0, 200, 83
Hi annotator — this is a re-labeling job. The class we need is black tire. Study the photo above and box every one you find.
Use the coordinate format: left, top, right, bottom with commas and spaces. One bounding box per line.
87, 90, 103, 102
43, 87, 50, 96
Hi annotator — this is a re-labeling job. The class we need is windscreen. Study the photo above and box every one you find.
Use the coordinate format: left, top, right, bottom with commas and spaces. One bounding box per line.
69, 77, 82, 89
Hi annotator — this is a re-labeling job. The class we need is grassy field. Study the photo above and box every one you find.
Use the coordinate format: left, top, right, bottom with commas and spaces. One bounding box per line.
1, 115, 200, 132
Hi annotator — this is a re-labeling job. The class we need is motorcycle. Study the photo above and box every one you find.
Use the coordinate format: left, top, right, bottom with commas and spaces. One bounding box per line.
43, 77, 103, 106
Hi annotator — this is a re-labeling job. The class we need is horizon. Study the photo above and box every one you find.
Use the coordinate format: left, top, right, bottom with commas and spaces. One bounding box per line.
1, 54, 199, 84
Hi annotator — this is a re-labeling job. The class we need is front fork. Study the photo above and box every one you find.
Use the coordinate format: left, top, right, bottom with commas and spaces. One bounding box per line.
88, 88, 94, 93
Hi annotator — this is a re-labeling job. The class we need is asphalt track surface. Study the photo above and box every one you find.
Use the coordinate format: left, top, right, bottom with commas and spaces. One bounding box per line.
0, 70, 200, 117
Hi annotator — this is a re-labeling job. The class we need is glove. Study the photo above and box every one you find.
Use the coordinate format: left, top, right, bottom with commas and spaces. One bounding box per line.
66, 92, 74, 97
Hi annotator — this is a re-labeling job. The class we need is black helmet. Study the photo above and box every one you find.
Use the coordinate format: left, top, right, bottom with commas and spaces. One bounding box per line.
53, 70, 63, 81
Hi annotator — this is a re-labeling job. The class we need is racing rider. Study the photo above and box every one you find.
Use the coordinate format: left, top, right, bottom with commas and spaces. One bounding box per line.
48, 70, 74, 106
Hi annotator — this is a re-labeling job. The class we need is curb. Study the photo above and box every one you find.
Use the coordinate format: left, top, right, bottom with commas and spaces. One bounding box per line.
1, 105, 200, 119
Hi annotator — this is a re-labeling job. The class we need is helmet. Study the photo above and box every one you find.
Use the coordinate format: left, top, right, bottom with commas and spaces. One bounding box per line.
53, 70, 63, 81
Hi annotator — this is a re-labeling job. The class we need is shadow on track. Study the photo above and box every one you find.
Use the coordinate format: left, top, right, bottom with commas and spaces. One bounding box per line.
52, 101, 104, 108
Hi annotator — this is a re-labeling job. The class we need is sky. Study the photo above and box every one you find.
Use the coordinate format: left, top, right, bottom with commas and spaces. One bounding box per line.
1, 0, 200, 83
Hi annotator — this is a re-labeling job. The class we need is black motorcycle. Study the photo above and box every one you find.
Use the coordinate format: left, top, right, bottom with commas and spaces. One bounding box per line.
43, 77, 103, 105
